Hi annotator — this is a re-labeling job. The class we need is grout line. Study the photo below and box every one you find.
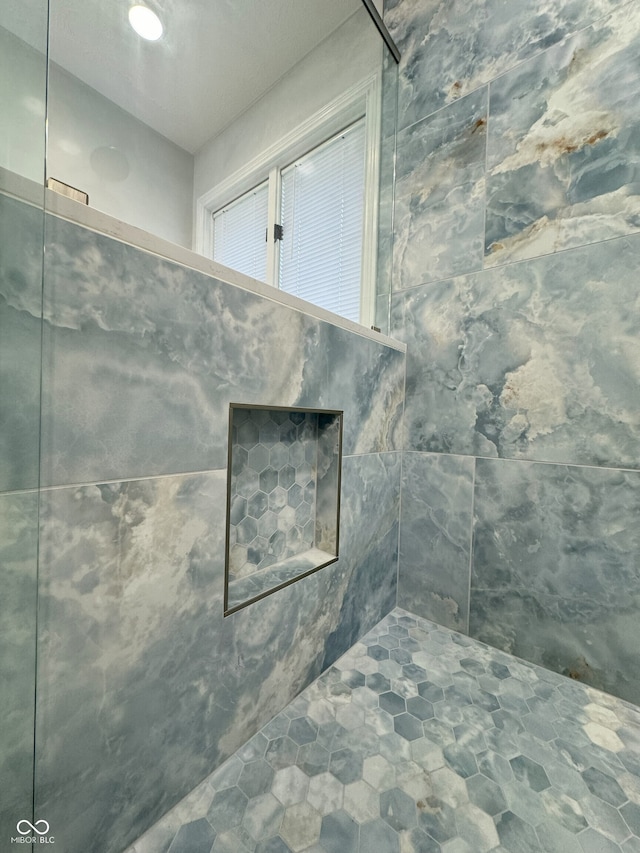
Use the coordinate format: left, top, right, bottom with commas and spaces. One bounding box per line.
399, 450, 640, 476
396, 448, 404, 610
482, 83, 490, 267
390, 220, 640, 296
4, 447, 637, 500
466, 457, 477, 637
34, 467, 228, 493
0, 487, 41, 498
342, 449, 403, 459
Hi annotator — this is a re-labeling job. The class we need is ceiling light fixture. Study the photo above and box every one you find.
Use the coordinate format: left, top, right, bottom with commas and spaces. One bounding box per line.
128, 5, 163, 40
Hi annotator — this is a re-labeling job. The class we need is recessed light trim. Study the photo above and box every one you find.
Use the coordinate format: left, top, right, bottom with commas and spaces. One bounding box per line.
128, 5, 163, 40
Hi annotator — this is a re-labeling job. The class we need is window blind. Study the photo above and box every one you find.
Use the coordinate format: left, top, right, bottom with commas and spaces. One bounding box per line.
279, 119, 366, 323
213, 181, 269, 282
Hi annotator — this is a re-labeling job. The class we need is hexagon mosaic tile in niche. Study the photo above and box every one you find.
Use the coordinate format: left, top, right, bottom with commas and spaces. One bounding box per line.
225, 405, 342, 614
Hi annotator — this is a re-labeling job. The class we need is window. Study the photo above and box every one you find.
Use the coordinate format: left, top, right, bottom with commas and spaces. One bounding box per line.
198, 77, 381, 327
212, 121, 365, 323
279, 122, 365, 322
213, 181, 269, 282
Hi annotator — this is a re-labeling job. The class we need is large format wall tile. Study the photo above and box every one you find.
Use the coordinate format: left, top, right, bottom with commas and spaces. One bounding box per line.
385, 0, 640, 715
40, 215, 404, 487
0, 492, 38, 844
31, 204, 406, 853
470, 458, 640, 705
486, 2, 640, 265
295, 323, 404, 458
35, 472, 230, 853
385, 0, 627, 132
322, 451, 401, 666
390, 232, 640, 468
34, 458, 401, 853
0, 194, 43, 492
398, 452, 474, 633
393, 89, 487, 290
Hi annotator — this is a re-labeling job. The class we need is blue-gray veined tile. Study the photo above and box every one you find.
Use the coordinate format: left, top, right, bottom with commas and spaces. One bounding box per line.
486, 2, 640, 266
40, 216, 309, 486
295, 323, 405, 456
377, 134, 396, 301
35, 468, 339, 853
0, 491, 38, 844
381, 46, 399, 143
321, 452, 401, 669
472, 458, 640, 608
384, 0, 627, 133
392, 89, 487, 291
398, 452, 474, 633
35, 470, 230, 853
166, 817, 216, 853
0, 194, 44, 492
389, 277, 502, 458
375, 293, 391, 336
468, 586, 640, 707
39, 214, 405, 486
390, 234, 640, 467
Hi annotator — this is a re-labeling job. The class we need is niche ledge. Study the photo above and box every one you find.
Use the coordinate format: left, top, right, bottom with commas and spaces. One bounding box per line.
224, 404, 342, 615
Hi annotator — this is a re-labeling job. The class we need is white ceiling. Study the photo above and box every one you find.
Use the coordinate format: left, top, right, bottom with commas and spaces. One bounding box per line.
3, 0, 370, 154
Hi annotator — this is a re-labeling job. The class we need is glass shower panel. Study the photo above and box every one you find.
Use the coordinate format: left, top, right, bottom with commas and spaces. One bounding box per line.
0, 0, 48, 846
34, 3, 400, 851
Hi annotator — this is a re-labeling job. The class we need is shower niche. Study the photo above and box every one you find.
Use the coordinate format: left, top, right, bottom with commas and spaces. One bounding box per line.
224, 404, 343, 615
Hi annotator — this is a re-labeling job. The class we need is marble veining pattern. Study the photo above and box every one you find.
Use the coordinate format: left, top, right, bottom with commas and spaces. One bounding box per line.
392, 88, 487, 291
320, 452, 401, 670
398, 453, 474, 633
471, 458, 640, 706
385, 0, 628, 133
35, 212, 404, 487
126, 608, 640, 853
485, 1, 640, 265
0, 491, 38, 843
34, 451, 401, 853
0, 193, 44, 492
390, 232, 640, 468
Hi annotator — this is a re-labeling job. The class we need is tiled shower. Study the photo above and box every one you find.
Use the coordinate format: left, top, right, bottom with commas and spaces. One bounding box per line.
382, 0, 640, 707
1, 0, 640, 852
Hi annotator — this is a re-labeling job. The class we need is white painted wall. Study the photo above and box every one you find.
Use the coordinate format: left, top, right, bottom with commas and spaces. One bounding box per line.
0, 26, 47, 185
47, 64, 194, 248
0, 26, 194, 248
193, 7, 383, 215
2, 6, 386, 252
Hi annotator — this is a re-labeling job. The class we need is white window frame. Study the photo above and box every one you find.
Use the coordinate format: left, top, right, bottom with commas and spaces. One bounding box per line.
194, 73, 381, 327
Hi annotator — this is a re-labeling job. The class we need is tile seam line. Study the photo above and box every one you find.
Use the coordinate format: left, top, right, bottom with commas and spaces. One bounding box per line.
399, 451, 640, 476
41, 207, 406, 355
390, 225, 640, 300
23, 451, 402, 493
395, 0, 636, 137
466, 457, 477, 636
469, 583, 625, 607
396, 448, 404, 612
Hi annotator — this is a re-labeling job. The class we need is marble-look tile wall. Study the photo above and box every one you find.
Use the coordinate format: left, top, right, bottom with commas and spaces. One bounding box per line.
6, 200, 406, 853
383, 0, 640, 705
0, 193, 44, 845
0, 492, 39, 844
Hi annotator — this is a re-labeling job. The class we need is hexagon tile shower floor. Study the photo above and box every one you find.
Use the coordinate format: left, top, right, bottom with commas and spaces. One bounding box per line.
127, 609, 640, 853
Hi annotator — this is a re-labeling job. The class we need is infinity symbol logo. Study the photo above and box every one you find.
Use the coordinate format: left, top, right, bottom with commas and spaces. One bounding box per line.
16, 819, 50, 835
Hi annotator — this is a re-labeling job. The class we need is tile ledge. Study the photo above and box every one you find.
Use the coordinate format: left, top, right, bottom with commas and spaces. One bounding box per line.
0, 166, 406, 354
